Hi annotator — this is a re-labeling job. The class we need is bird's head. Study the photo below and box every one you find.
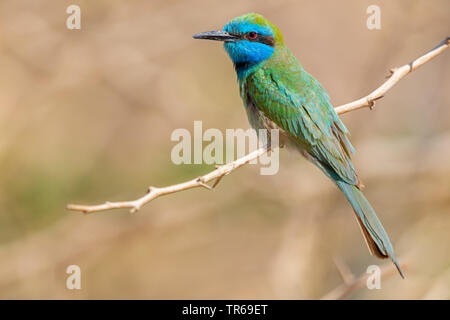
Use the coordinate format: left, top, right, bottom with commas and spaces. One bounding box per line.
194, 13, 283, 74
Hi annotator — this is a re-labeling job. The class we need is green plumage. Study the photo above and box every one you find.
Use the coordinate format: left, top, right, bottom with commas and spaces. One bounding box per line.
240, 45, 358, 186
194, 13, 403, 277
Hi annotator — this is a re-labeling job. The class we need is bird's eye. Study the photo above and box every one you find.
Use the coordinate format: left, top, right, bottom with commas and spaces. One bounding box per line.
246, 32, 257, 40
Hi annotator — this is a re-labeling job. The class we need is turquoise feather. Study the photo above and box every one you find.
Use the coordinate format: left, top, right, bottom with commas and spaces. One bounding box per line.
194, 13, 404, 278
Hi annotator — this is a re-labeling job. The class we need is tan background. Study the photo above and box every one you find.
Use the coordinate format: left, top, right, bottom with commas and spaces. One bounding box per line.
0, 0, 448, 299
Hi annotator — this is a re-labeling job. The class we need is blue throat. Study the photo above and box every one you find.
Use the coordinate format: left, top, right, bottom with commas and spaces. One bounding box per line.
222, 20, 276, 80
224, 41, 274, 80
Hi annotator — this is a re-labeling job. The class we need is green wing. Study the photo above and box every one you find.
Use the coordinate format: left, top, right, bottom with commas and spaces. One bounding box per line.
243, 56, 359, 186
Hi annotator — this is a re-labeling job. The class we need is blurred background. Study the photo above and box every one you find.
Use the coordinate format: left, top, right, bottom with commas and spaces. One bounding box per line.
0, 0, 448, 299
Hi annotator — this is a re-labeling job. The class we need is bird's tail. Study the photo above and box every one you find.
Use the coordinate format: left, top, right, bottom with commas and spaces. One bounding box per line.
336, 180, 404, 278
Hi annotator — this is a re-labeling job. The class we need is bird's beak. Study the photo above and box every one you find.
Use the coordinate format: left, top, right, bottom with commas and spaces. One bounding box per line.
193, 30, 239, 42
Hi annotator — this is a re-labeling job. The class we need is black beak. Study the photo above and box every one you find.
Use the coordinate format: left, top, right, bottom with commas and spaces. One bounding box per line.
193, 30, 239, 42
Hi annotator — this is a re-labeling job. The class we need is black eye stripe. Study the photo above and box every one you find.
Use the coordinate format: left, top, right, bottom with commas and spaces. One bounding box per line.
257, 34, 275, 47
237, 33, 275, 47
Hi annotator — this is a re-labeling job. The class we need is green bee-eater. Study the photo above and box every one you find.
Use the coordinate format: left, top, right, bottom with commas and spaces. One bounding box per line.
194, 13, 403, 277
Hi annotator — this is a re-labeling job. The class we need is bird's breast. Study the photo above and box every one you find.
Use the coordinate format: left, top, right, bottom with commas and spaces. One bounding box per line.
244, 94, 291, 148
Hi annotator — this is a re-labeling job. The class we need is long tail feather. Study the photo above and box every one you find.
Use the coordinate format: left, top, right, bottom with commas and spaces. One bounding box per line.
336, 180, 404, 278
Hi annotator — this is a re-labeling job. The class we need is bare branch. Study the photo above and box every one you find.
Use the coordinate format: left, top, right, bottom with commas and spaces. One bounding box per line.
67, 37, 449, 214
333, 256, 355, 285
67, 146, 268, 213
321, 259, 407, 300
335, 37, 449, 114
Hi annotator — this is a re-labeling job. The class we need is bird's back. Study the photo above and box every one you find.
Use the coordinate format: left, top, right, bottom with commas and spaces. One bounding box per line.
193, 13, 404, 276
240, 46, 360, 187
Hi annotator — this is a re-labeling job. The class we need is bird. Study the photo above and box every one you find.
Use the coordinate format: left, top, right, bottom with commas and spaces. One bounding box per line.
193, 13, 404, 278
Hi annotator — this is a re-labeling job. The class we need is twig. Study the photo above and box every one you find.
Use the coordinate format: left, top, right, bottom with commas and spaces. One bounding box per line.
333, 256, 355, 285
335, 37, 449, 114
67, 37, 449, 214
67, 147, 267, 213
321, 259, 407, 300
